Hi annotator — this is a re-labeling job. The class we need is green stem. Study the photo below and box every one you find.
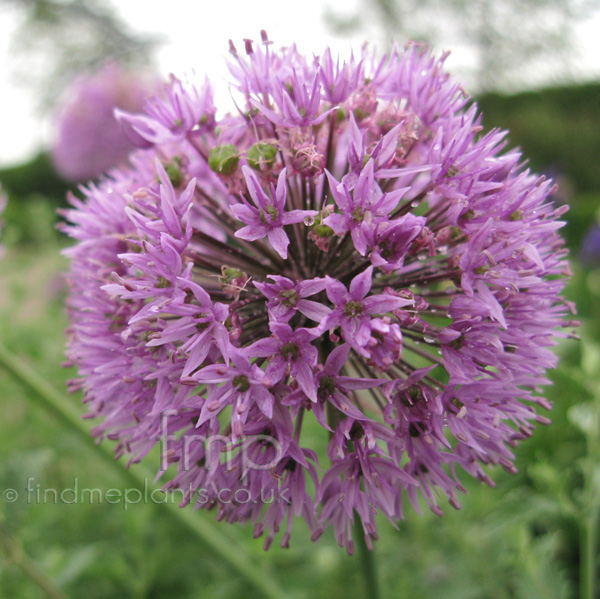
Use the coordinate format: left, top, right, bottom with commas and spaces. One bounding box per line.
0, 342, 291, 599
582, 390, 600, 599
582, 510, 598, 599
353, 519, 380, 599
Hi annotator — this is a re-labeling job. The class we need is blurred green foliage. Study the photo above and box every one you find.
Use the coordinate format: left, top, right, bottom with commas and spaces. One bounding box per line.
477, 82, 600, 251
0, 152, 69, 245
478, 83, 600, 194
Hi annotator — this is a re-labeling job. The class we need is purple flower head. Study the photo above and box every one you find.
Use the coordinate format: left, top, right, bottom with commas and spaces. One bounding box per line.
323, 161, 409, 255
190, 350, 274, 436
246, 322, 320, 401
319, 48, 363, 104
150, 279, 231, 377
367, 213, 426, 271
321, 266, 413, 356
254, 275, 329, 323
116, 75, 216, 146
62, 36, 575, 553
51, 63, 157, 181
232, 167, 318, 258
254, 69, 336, 128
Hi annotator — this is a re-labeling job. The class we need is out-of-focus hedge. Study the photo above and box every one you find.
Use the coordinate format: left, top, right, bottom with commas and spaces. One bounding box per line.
0, 152, 69, 203
0, 152, 70, 244
477, 82, 600, 251
477, 82, 600, 194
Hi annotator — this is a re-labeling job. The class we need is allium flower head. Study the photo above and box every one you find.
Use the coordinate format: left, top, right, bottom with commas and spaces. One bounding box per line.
51, 63, 156, 181
62, 34, 575, 553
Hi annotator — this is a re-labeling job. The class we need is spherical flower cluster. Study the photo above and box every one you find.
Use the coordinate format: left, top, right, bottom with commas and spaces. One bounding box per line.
51, 63, 156, 181
62, 34, 575, 553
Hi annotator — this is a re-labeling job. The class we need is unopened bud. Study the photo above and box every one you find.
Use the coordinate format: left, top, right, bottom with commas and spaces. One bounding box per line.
221, 266, 248, 296
209, 145, 239, 176
247, 142, 278, 172
292, 143, 325, 177
164, 156, 184, 187
309, 223, 334, 252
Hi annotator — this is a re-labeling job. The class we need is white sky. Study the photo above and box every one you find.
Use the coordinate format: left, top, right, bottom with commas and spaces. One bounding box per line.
0, 0, 599, 168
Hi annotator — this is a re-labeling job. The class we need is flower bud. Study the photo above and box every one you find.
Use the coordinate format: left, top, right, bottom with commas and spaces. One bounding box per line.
309, 224, 334, 252
221, 266, 248, 296
247, 142, 278, 172
292, 142, 325, 177
209, 144, 239, 176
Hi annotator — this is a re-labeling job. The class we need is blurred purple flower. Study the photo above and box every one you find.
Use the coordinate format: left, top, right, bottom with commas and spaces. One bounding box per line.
61, 35, 576, 553
51, 63, 156, 181
581, 224, 600, 266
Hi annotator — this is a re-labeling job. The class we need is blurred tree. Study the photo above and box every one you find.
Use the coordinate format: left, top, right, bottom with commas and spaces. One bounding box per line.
326, 0, 600, 91
1, 0, 160, 110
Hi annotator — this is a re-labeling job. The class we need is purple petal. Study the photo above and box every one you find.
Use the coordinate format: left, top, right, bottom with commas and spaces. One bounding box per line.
155, 160, 183, 238
282, 209, 319, 225
250, 100, 288, 127
298, 277, 328, 297
295, 359, 318, 402
212, 324, 231, 363
267, 227, 290, 259
243, 337, 280, 358
235, 224, 269, 242
231, 350, 251, 371
242, 165, 270, 209
325, 171, 350, 212
254, 387, 274, 419
351, 226, 368, 256
337, 375, 384, 390
353, 321, 372, 348
266, 357, 288, 384
376, 187, 409, 215
297, 299, 332, 322
114, 109, 169, 145
322, 212, 349, 235
325, 277, 348, 304
349, 266, 373, 300
474, 280, 507, 328
269, 322, 293, 340
275, 168, 288, 209
231, 203, 258, 224
324, 343, 351, 374
330, 390, 370, 420
182, 341, 211, 377
186, 280, 213, 307
374, 122, 401, 167
363, 294, 412, 314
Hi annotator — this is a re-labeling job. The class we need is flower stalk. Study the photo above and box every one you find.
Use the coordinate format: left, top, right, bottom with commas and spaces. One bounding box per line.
354, 519, 380, 599
580, 363, 600, 599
